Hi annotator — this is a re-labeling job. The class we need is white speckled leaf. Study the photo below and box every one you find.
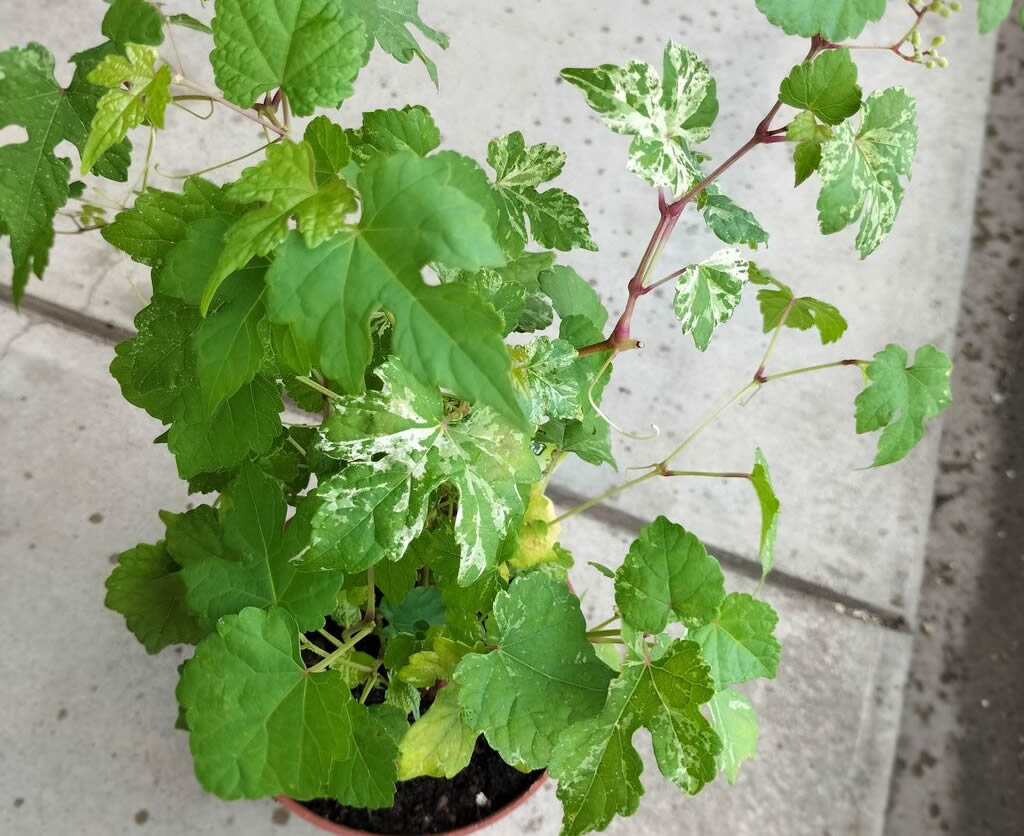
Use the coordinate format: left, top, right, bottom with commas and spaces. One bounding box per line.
453, 574, 614, 770
817, 88, 918, 258
673, 248, 749, 351
509, 337, 584, 427
314, 359, 539, 582
487, 131, 596, 256
549, 641, 721, 836
563, 42, 717, 197
708, 688, 759, 784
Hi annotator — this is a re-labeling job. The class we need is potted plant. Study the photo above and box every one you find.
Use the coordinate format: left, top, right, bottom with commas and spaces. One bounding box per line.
0, 0, 1011, 833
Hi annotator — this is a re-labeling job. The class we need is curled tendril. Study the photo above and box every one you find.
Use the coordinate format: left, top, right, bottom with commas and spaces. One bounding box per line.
169, 99, 215, 120
588, 351, 661, 441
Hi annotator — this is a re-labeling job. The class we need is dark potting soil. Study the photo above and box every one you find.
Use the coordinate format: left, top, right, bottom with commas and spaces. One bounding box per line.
300, 738, 543, 834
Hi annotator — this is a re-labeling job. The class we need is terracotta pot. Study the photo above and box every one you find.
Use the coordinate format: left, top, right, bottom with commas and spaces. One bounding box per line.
275, 772, 548, 836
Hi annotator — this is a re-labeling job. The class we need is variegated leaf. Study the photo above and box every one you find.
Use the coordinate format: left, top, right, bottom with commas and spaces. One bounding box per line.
509, 337, 584, 427
817, 88, 917, 258
673, 248, 749, 351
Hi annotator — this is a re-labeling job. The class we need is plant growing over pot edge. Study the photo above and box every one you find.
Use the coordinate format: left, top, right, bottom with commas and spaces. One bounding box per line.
0, 0, 1011, 833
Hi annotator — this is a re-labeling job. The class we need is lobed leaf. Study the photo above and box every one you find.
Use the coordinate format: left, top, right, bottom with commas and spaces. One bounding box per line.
690, 593, 780, 690
673, 248, 749, 351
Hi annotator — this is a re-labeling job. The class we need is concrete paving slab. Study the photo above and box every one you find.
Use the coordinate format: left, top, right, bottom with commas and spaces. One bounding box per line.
0, 317, 912, 834
886, 23, 1024, 836
1, 1, 992, 631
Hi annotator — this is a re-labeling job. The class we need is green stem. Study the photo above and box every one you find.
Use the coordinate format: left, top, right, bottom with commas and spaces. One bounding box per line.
588, 637, 625, 645
366, 567, 375, 624
589, 613, 620, 632
661, 470, 752, 480
317, 628, 344, 648
296, 375, 343, 401
172, 83, 288, 137
308, 626, 374, 674
660, 380, 760, 469
759, 359, 865, 383
359, 673, 379, 705
585, 628, 621, 639
285, 434, 307, 457
550, 469, 659, 526
156, 137, 280, 179
299, 636, 330, 658
754, 296, 796, 380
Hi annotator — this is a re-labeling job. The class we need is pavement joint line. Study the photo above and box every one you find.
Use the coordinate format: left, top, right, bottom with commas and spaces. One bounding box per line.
1, 281, 912, 634
547, 484, 911, 634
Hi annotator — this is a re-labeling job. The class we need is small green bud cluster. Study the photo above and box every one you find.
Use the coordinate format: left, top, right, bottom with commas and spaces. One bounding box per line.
927, 1, 962, 19
909, 19, 952, 68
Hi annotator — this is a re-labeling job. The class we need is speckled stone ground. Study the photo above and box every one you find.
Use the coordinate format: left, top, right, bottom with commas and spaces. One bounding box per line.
885, 20, 1024, 836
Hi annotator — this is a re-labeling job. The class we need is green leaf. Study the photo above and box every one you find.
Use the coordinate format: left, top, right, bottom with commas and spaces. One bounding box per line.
614, 516, 725, 634
265, 150, 524, 425
699, 190, 769, 247
817, 87, 918, 258
755, 0, 886, 41
210, 0, 369, 116
193, 265, 269, 408
110, 294, 200, 423
345, 105, 440, 164
160, 505, 225, 566
380, 586, 445, 637
538, 265, 609, 330
167, 375, 284, 479
167, 13, 213, 34
689, 593, 780, 690
454, 574, 614, 770
788, 110, 831, 187
561, 42, 717, 196
778, 49, 861, 126
708, 688, 759, 784
509, 337, 584, 427
854, 343, 952, 466
102, 0, 165, 47
398, 685, 477, 779
487, 131, 596, 256
754, 270, 848, 344
979, 0, 1014, 33
549, 641, 721, 836
81, 44, 171, 174
346, 0, 448, 84
105, 541, 204, 653
0, 43, 127, 301
673, 248, 749, 350
175, 465, 342, 631
304, 116, 351, 184
101, 177, 237, 267
177, 607, 398, 805
751, 448, 780, 578
203, 140, 358, 309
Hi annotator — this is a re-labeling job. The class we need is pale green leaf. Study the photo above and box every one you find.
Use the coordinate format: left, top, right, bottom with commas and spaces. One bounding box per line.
454, 573, 614, 770
755, 0, 886, 41
817, 87, 918, 258
346, 0, 448, 84
105, 541, 204, 653
204, 140, 357, 309
673, 248, 749, 350
398, 686, 477, 779
751, 448, 780, 578
979, 0, 1014, 33
177, 607, 398, 805
708, 689, 759, 784
81, 44, 171, 174
614, 516, 725, 633
756, 283, 848, 344
778, 49, 861, 126
690, 593, 781, 690
549, 641, 721, 836
854, 343, 952, 466
210, 0, 369, 116
304, 116, 351, 184
167, 13, 213, 34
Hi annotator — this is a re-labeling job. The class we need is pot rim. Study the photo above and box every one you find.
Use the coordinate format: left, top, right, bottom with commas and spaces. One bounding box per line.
275, 770, 548, 836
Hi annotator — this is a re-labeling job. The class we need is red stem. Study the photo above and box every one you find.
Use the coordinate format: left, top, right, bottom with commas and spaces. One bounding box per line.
577, 37, 825, 358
